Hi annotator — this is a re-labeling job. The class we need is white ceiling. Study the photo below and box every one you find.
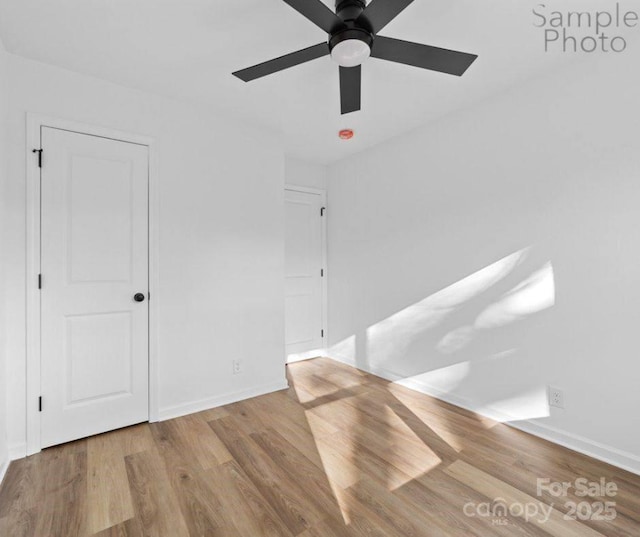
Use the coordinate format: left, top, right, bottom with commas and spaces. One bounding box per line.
0, 0, 587, 163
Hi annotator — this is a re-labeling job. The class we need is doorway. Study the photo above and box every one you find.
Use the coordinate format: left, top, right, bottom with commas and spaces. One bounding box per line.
26, 117, 156, 453
284, 186, 327, 362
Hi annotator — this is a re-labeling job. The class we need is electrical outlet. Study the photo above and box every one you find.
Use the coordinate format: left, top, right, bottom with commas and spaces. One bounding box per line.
549, 386, 564, 409
233, 359, 242, 375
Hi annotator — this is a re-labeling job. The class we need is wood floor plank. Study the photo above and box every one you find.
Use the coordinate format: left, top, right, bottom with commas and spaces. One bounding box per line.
86, 433, 135, 534
106, 424, 155, 457
0, 508, 36, 537
250, 389, 340, 437
210, 415, 328, 535
32, 450, 87, 537
163, 413, 233, 468
195, 405, 230, 422
329, 486, 400, 537
298, 515, 375, 537
311, 435, 363, 490
0, 459, 36, 518
345, 478, 436, 537
0, 439, 86, 519
91, 517, 144, 537
207, 460, 295, 537
124, 448, 190, 537
249, 427, 345, 522
151, 420, 238, 537
297, 519, 353, 537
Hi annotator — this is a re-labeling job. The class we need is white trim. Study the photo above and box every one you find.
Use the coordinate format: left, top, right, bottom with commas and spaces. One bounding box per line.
28, 115, 154, 147
0, 459, 10, 486
508, 420, 640, 477
25, 113, 159, 455
286, 349, 326, 363
325, 355, 640, 477
26, 115, 42, 456
148, 139, 160, 422
284, 184, 329, 361
158, 379, 289, 422
9, 442, 27, 461
284, 184, 325, 196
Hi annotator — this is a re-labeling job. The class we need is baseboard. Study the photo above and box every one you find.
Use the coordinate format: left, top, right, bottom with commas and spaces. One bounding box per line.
0, 458, 9, 487
326, 355, 640, 477
287, 349, 326, 364
158, 379, 289, 422
508, 420, 640, 476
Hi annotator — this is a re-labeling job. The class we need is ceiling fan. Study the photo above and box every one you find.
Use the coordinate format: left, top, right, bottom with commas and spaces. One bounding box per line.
232, 0, 478, 115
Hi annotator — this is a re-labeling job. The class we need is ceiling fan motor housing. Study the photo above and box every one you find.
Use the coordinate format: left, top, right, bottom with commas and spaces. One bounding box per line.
330, 0, 374, 57
335, 0, 367, 23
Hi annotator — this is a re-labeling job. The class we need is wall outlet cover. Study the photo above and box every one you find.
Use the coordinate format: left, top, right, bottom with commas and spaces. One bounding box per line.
548, 386, 564, 409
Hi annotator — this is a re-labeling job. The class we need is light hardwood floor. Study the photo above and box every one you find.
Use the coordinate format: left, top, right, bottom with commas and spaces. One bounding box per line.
0, 358, 639, 536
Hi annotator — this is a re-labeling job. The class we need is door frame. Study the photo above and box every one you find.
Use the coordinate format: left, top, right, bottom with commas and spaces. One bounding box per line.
284, 184, 328, 362
25, 113, 159, 455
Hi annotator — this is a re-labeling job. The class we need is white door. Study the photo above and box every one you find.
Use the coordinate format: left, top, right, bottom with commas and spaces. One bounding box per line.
285, 189, 324, 359
40, 127, 149, 448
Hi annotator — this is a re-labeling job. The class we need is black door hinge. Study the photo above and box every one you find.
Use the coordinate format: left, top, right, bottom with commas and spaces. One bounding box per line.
38, 274, 42, 289
321, 268, 324, 277
320, 207, 326, 216
38, 396, 42, 412
321, 329, 324, 338
32, 148, 43, 168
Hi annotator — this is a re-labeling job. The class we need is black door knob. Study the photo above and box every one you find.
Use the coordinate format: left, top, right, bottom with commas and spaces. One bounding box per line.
133, 293, 146, 302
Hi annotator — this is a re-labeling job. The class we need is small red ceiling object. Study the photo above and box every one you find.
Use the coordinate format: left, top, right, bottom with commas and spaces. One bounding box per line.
339, 129, 354, 140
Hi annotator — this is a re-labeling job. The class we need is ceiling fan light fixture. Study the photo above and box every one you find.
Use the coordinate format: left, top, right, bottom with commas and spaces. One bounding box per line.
331, 39, 371, 67
329, 28, 374, 68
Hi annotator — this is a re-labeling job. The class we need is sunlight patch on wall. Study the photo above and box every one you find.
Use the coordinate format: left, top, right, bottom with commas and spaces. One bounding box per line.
328, 335, 357, 364
366, 248, 530, 367
327, 250, 556, 436
489, 348, 518, 360
437, 262, 556, 354
394, 361, 471, 398
478, 386, 550, 423
476, 262, 555, 329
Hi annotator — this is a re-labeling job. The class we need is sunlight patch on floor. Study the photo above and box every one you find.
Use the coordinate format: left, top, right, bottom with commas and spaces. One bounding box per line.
385, 387, 469, 450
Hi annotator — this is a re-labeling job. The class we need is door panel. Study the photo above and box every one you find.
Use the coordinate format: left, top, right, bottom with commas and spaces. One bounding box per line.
68, 156, 134, 283
66, 311, 132, 405
40, 127, 149, 448
285, 189, 324, 357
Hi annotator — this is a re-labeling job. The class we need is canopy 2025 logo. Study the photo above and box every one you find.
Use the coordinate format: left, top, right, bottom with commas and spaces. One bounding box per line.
533, 3, 639, 52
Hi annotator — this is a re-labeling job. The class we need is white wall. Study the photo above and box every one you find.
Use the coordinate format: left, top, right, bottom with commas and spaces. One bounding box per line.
0, 38, 10, 477
327, 49, 640, 473
2, 54, 287, 457
285, 157, 327, 191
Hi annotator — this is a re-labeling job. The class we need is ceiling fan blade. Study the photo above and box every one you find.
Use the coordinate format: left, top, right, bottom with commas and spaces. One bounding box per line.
282, 0, 346, 33
357, 0, 415, 34
371, 36, 477, 76
339, 65, 361, 115
233, 43, 329, 82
